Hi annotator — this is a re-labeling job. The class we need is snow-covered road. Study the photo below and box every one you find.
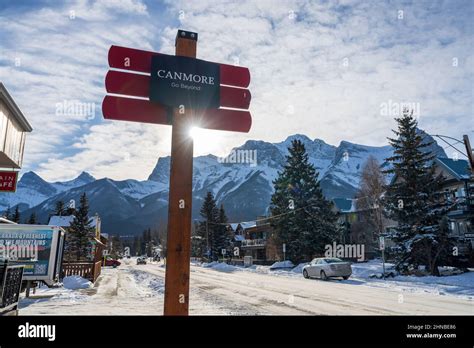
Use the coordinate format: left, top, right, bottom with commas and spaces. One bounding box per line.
18, 259, 473, 315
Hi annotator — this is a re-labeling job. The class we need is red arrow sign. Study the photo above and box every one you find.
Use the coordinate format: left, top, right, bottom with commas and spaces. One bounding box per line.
105, 70, 251, 109
108, 45, 250, 88
102, 95, 251, 133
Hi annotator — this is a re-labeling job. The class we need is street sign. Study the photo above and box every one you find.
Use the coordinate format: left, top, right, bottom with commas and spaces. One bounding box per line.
150, 54, 220, 109
221, 249, 226, 256
379, 236, 385, 250
105, 70, 251, 109
102, 30, 253, 316
282, 243, 286, 253
0, 171, 18, 192
108, 45, 250, 88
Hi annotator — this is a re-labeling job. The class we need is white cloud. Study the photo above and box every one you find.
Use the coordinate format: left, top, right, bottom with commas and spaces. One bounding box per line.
0, 0, 472, 182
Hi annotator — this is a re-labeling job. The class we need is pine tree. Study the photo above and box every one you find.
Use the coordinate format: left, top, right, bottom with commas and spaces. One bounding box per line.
215, 204, 232, 257
195, 192, 220, 260
27, 213, 37, 224
382, 110, 453, 275
270, 140, 339, 263
65, 193, 95, 261
4, 206, 11, 220
54, 200, 66, 216
12, 206, 20, 223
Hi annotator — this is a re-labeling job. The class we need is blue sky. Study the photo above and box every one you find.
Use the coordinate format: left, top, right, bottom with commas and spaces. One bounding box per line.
0, 0, 472, 181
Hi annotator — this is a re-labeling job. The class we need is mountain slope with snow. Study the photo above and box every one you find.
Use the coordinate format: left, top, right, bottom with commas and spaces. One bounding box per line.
1, 132, 447, 235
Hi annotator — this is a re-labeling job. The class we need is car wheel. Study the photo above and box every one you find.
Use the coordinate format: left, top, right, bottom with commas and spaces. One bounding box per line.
320, 270, 328, 281
343, 275, 350, 280
303, 269, 309, 279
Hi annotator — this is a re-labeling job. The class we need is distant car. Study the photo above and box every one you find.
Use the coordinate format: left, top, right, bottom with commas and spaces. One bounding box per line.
137, 257, 147, 265
302, 258, 352, 280
105, 258, 121, 267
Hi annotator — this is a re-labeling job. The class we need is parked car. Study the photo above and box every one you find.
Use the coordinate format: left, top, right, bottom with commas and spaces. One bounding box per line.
302, 258, 352, 280
137, 257, 147, 265
105, 258, 121, 267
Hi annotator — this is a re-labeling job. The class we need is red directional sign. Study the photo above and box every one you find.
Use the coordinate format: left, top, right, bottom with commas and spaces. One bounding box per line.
105, 70, 251, 109
108, 45, 250, 88
102, 95, 252, 133
103, 30, 253, 316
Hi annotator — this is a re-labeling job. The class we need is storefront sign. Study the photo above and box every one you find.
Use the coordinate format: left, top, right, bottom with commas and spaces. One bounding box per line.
0, 171, 18, 192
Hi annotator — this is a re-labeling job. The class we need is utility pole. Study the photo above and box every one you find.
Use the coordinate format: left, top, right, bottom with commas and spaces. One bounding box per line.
463, 135, 474, 171
163, 30, 197, 316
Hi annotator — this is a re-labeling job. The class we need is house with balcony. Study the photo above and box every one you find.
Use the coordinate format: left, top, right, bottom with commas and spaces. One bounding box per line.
0, 83, 32, 170
387, 157, 473, 264
229, 218, 281, 264
433, 157, 473, 260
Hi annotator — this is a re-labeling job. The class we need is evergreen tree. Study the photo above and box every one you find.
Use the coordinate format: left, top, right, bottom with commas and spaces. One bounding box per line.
215, 204, 232, 257
27, 213, 37, 224
54, 200, 66, 216
65, 193, 95, 261
270, 140, 339, 263
4, 206, 11, 220
382, 110, 453, 275
194, 192, 220, 260
12, 206, 20, 223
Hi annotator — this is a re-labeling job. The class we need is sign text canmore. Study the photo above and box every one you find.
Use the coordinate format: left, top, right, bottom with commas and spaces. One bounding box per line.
102, 29, 252, 316
150, 54, 220, 109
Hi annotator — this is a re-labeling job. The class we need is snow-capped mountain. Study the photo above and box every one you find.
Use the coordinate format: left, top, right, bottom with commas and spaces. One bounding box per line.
1, 131, 447, 235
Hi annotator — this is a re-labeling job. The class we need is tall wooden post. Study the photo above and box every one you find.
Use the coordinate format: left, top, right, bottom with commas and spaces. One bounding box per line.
163, 30, 197, 316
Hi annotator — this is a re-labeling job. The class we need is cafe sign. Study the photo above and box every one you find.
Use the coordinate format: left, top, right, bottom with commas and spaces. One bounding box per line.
0, 171, 19, 192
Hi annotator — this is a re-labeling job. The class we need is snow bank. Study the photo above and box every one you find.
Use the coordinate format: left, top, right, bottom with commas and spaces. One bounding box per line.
269, 261, 294, 270
62, 276, 93, 290
292, 263, 309, 273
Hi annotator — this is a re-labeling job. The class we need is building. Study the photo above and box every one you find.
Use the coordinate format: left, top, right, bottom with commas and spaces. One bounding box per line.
433, 158, 473, 258
385, 157, 473, 264
229, 217, 282, 264
48, 214, 105, 261
0, 83, 32, 169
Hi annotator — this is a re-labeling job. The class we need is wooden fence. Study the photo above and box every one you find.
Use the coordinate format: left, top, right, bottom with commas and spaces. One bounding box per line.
62, 261, 102, 283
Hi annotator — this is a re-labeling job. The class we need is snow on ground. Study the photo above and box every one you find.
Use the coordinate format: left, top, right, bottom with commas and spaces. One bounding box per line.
269, 261, 294, 270
17, 257, 474, 315
195, 259, 474, 300
63, 276, 93, 290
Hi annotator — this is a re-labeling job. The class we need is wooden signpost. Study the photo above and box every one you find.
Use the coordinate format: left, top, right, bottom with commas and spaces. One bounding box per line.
102, 30, 252, 315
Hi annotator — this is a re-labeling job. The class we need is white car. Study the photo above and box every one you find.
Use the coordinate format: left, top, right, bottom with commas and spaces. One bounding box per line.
302, 257, 352, 280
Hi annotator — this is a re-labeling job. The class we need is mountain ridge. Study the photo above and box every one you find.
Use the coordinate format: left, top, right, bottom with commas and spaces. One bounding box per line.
1, 131, 447, 235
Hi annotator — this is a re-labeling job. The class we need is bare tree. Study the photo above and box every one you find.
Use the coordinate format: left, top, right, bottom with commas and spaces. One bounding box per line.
355, 156, 386, 251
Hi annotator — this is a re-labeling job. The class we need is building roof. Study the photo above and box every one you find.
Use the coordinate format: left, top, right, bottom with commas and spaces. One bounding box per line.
48, 215, 98, 228
435, 158, 471, 180
0, 83, 33, 132
0, 217, 16, 224
332, 198, 355, 213
229, 223, 240, 231
240, 221, 257, 230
